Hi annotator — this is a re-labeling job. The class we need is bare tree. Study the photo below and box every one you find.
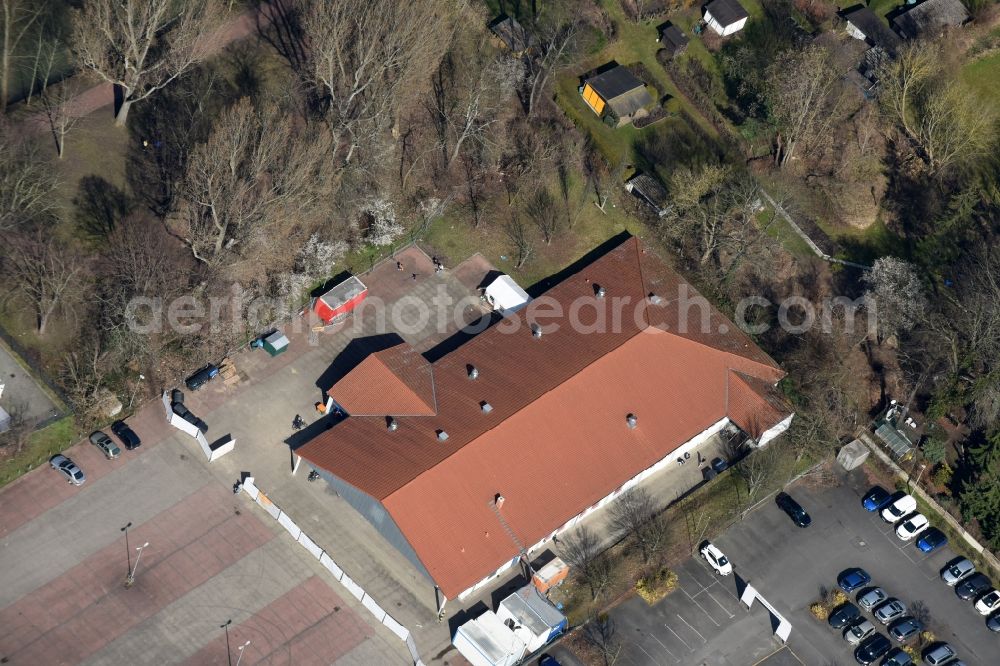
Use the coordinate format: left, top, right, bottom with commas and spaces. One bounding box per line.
503, 213, 534, 269
734, 442, 782, 515
0, 125, 59, 231
560, 526, 614, 600
71, 0, 221, 126
583, 147, 620, 214
2, 229, 84, 335
1, 0, 43, 112
916, 81, 995, 175
583, 613, 622, 666
765, 44, 841, 167
525, 187, 559, 244
879, 41, 939, 140
608, 487, 669, 563
525, 14, 581, 117
175, 98, 335, 266
42, 80, 81, 159
59, 339, 111, 426
0, 399, 34, 456
303, 0, 454, 166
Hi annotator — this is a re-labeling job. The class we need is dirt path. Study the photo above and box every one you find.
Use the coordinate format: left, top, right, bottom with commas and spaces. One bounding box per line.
22, 3, 274, 135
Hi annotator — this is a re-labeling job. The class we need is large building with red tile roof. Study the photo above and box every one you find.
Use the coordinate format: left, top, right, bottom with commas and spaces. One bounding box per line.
298, 235, 792, 605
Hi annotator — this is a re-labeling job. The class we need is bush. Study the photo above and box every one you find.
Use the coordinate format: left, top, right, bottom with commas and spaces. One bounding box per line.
832, 589, 848, 606
932, 463, 953, 488
809, 602, 829, 620
635, 567, 679, 604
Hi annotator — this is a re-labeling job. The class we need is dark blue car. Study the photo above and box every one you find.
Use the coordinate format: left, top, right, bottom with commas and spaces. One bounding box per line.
862, 486, 893, 512
917, 527, 948, 553
838, 568, 872, 592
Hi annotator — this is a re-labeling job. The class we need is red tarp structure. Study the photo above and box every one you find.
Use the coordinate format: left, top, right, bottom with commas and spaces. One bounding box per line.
313, 276, 368, 323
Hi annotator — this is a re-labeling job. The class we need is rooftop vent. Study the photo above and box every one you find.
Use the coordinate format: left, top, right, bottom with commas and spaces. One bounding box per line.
467, 365, 479, 380
494, 493, 505, 508
595, 284, 606, 298
386, 416, 398, 432
531, 323, 542, 338
436, 429, 449, 441
626, 413, 638, 429
648, 293, 662, 305
481, 401, 493, 413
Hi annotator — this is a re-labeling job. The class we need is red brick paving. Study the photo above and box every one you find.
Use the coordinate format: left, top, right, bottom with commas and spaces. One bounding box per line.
0, 483, 274, 664
181, 576, 372, 666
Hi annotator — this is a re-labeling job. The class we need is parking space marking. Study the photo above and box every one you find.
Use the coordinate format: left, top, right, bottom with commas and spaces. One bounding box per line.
648, 633, 679, 662
683, 589, 721, 626
634, 642, 663, 665
704, 588, 737, 617
663, 623, 691, 651
676, 614, 707, 643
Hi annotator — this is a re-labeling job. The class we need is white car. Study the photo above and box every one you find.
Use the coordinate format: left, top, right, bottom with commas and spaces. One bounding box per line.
895, 513, 929, 540
845, 618, 875, 645
975, 589, 1000, 615
700, 542, 732, 576
881, 494, 917, 523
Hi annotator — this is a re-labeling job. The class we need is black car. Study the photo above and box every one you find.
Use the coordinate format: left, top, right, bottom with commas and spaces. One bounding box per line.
185, 364, 219, 391
854, 633, 891, 665
829, 602, 862, 629
956, 572, 993, 600
111, 420, 141, 450
710, 457, 729, 473
776, 492, 811, 527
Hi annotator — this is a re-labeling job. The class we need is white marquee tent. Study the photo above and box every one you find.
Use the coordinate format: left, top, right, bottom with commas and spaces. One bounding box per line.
484, 275, 530, 314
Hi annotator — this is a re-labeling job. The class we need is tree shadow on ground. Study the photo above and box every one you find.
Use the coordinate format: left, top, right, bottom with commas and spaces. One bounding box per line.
73, 175, 132, 240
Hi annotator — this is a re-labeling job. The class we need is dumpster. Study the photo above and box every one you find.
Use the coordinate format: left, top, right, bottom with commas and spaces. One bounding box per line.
263, 331, 289, 357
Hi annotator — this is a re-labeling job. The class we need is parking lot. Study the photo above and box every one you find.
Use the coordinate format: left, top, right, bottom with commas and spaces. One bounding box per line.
713, 471, 997, 665
602, 468, 998, 666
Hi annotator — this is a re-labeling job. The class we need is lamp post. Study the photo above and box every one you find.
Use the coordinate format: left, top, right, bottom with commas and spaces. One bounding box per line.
221, 620, 233, 666
125, 542, 149, 587
235, 640, 251, 666
128, 374, 146, 409
120, 522, 132, 583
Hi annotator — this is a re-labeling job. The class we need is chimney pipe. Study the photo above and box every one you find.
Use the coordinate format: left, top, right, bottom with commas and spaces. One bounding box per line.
436, 429, 449, 441
468, 365, 479, 380
481, 401, 493, 413
626, 413, 638, 429
531, 324, 542, 338
648, 293, 662, 305
495, 493, 505, 508
387, 417, 398, 431
595, 285, 606, 298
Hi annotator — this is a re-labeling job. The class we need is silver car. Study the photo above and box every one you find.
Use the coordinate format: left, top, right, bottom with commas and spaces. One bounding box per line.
941, 558, 975, 586
89, 431, 121, 459
875, 599, 907, 625
858, 587, 887, 610
845, 618, 875, 645
49, 454, 85, 486
889, 617, 923, 642
923, 643, 956, 665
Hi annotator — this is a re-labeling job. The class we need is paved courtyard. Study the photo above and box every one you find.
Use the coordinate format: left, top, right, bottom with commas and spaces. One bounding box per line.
0, 246, 489, 666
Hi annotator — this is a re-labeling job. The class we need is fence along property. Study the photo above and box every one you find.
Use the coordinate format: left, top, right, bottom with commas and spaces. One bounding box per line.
240, 476, 424, 665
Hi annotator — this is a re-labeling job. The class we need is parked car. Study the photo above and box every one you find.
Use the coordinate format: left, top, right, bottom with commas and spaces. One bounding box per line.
987, 612, 1000, 632
845, 618, 876, 645
710, 457, 729, 473
49, 454, 85, 486
882, 648, 914, 666
941, 557, 975, 586
853, 632, 891, 665
538, 655, 561, 666
889, 617, 924, 643
862, 486, 893, 512
857, 587, 887, 611
185, 364, 219, 391
89, 431, 121, 459
956, 573, 993, 600
896, 514, 929, 540
974, 588, 1000, 615
839, 568, 872, 593
916, 528, 947, 553
700, 542, 732, 575
874, 599, 907, 625
829, 602, 862, 629
775, 492, 811, 527
881, 494, 917, 523
111, 420, 141, 450
922, 643, 956, 665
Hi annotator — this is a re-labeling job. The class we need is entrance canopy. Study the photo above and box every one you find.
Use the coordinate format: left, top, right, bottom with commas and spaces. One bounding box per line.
484, 275, 530, 314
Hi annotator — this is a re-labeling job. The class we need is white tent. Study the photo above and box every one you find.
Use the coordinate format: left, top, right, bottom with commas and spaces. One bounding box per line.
484, 275, 530, 314
452, 610, 526, 666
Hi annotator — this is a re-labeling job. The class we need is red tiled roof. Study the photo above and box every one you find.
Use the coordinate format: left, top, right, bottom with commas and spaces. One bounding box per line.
299, 235, 790, 598
328, 344, 436, 416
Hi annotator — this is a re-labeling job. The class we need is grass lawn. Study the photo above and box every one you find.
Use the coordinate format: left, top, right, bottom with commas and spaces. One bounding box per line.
0, 416, 78, 489
961, 50, 1000, 107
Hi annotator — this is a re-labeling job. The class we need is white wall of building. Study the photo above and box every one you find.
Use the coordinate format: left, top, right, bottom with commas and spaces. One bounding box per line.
706, 13, 747, 36
757, 413, 794, 448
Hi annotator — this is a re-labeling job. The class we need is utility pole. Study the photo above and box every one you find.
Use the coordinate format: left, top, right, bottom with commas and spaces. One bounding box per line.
221, 619, 233, 666
125, 542, 149, 587
120, 522, 132, 585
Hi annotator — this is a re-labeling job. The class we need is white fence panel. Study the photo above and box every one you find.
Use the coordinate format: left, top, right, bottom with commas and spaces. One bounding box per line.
340, 573, 365, 601
277, 511, 302, 540
361, 595, 387, 622
255, 491, 281, 519
382, 614, 409, 641
297, 532, 323, 560
242, 478, 260, 500
319, 552, 344, 581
